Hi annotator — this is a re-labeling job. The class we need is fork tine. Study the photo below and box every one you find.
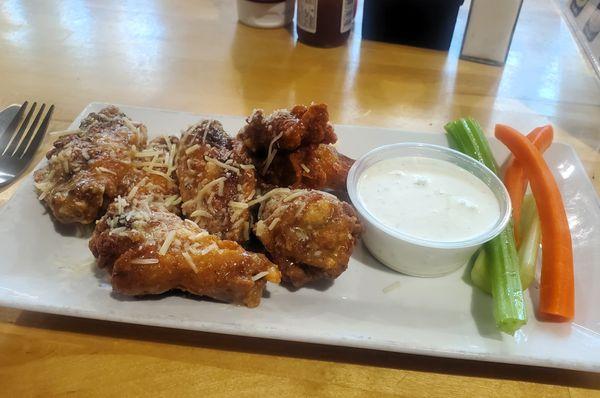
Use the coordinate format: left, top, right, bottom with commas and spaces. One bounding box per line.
8, 103, 38, 157
0, 101, 28, 154
20, 104, 54, 159
13, 103, 43, 157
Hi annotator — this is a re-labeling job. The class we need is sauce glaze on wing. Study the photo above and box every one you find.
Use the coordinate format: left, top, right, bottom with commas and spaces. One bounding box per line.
253, 188, 362, 287
177, 120, 256, 242
34, 106, 147, 224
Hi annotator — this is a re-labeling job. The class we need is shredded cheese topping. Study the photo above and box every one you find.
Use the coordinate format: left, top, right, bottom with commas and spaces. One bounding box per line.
185, 144, 200, 155
262, 130, 284, 175
182, 251, 199, 273
283, 190, 308, 203
268, 217, 281, 230
190, 208, 211, 218
159, 230, 177, 255
382, 281, 402, 294
205, 156, 240, 175
127, 177, 148, 200
252, 271, 270, 282
131, 258, 159, 265
246, 188, 291, 207
97, 166, 117, 176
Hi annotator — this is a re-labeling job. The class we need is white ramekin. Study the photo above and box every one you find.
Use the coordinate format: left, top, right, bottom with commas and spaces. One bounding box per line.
347, 143, 512, 277
236, 0, 294, 29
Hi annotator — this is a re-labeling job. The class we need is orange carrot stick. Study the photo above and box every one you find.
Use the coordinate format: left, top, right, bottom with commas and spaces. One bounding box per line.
495, 124, 574, 322
504, 125, 554, 245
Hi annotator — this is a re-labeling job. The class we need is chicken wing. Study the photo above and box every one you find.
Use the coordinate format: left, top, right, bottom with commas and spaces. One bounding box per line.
90, 150, 279, 307
34, 106, 147, 224
237, 104, 353, 192
237, 103, 337, 155
177, 120, 256, 242
265, 143, 354, 191
253, 188, 361, 287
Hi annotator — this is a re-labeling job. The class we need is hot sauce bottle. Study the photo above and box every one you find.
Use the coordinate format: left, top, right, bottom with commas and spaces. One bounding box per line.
296, 0, 357, 47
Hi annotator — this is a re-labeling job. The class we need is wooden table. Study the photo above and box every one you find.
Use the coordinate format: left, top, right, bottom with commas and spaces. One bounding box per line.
1, 0, 599, 396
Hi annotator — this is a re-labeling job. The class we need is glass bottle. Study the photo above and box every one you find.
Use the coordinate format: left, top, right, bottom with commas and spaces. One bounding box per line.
296, 0, 356, 47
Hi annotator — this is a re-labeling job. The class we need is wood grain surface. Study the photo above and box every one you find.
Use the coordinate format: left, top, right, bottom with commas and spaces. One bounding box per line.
0, 0, 599, 396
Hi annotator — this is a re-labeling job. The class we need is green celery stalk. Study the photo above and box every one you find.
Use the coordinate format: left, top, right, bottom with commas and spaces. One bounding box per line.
471, 249, 492, 295
470, 195, 540, 292
444, 117, 527, 334
518, 194, 541, 290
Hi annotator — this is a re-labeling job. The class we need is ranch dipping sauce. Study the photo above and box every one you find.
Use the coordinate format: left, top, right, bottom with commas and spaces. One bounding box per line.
357, 156, 501, 243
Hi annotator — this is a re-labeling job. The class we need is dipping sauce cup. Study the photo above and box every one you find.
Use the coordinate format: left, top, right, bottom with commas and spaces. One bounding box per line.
347, 143, 512, 277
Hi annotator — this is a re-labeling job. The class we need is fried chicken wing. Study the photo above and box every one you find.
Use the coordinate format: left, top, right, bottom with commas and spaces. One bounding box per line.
266, 144, 354, 191
34, 106, 147, 224
237, 104, 337, 155
177, 120, 256, 242
90, 192, 280, 307
237, 104, 353, 192
90, 136, 278, 308
253, 189, 361, 287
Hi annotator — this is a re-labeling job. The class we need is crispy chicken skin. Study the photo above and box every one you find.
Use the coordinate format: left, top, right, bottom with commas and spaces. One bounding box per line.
237, 104, 337, 155
254, 189, 362, 287
34, 106, 147, 224
90, 142, 279, 307
267, 144, 354, 191
237, 104, 353, 192
176, 120, 256, 242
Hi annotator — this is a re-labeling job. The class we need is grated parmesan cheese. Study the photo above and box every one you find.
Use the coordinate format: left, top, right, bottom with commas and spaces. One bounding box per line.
145, 169, 173, 181
205, 156, 240, 175
97, 166, 117, 176
195, 176, 226, 203
135, 150, 162, 158
251, 271, 270, 282
229, 201, 248, 209
131, 258, 159, 265
246, 188, 291, 207
191, 230, 209, 241
122, 118, 140, 134
159, 230, 177, 255
185, 144, 200, 155
268, 217, 281, 230
283, 190, 308, 203
127, 177, 148, 200
382, 281, 402, 294
262, 130, 285, 175
300, 163, 310, 173
190, 209, 211, 218
182, 251, 199, 273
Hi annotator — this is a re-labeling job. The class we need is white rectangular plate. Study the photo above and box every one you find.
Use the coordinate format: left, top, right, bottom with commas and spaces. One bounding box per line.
1, 103, 599, 372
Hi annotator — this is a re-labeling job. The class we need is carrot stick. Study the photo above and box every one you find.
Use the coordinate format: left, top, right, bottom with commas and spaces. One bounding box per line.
504, 125, 554, 244
495, 124, 574, 322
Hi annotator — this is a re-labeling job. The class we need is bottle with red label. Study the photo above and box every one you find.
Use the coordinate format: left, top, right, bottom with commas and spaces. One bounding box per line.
296, 0, 357, 47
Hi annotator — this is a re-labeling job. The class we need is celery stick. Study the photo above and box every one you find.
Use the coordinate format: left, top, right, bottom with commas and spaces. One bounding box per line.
444, 117, 527, 334
519, 194, 541, 290
470, 194, 540, 292
471, 249, 492, 295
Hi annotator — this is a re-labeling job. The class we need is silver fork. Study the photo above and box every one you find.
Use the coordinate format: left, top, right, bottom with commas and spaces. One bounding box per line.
0, 102, 55, 188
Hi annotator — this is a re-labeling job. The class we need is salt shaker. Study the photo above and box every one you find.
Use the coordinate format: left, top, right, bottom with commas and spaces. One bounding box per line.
460, 0, 524, 66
